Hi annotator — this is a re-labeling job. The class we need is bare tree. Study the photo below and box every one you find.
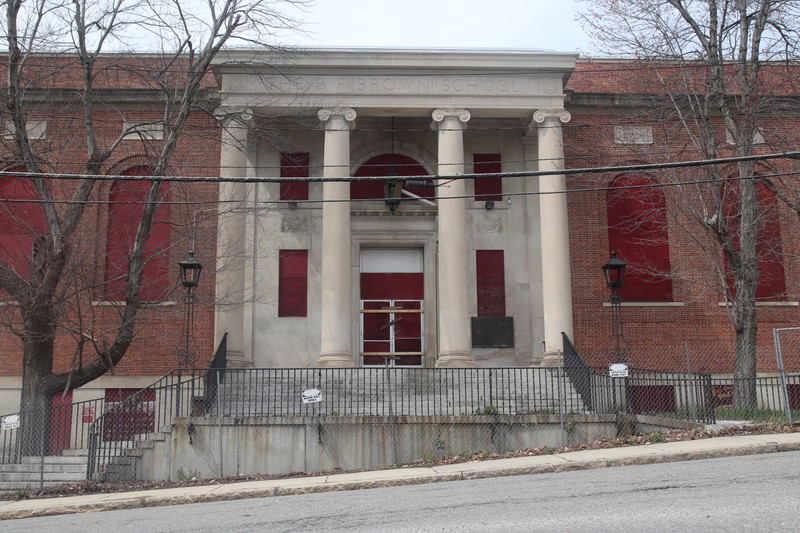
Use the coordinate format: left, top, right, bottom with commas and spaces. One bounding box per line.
578, 0, 800, 408
0, 0, 308, 453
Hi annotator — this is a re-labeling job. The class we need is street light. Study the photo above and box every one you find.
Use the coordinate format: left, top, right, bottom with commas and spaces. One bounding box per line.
177, 251, 203, 369
601, 250, 626, 360
177, 250, 203, 417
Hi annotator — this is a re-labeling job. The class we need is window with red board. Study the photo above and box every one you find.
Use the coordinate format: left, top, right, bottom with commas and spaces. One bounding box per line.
0, 169, 46, 283
476, 250, 506, 316
352, 154, 433, 200
104, 166, 171, 301
473, 154, 502, 202
722, 179, 786, 301
280, 152, 309, 201
606, 174, 673, 302
278, 250, 308, 317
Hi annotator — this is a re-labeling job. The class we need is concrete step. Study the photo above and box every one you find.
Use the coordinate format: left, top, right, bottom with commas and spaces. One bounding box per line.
0, 463, 86, 474
0, 480, 79, 490
19, 455, 88, 465
0, 470, 86, 483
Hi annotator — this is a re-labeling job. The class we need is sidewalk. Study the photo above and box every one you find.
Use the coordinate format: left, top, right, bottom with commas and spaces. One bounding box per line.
2, 432, 799, 521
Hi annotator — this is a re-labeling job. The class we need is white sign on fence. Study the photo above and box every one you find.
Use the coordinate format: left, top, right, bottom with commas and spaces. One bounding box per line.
302, 388, 322, 403
2, 414, 20, 430
609, 363, 629, 378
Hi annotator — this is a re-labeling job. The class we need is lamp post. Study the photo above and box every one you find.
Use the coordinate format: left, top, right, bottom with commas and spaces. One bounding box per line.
177, 251, 202, 416
602, 250, 627, 412
602, 250, 626, 359
178, 250, 203, 369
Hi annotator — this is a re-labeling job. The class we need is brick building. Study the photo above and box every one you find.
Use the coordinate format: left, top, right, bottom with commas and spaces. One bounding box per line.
1, 48, 799, 415
0, 56, 220, 414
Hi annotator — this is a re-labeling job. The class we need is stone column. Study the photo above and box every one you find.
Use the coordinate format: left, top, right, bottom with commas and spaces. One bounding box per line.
316, 108, 357, 367
215, 108, 253, 367
533, 109, 573, 364
432, 108, 474, 368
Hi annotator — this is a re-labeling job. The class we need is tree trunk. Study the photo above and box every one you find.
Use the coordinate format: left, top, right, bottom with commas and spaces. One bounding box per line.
18, 306, 58, 457
18, 342, 55, 457
733, 307, 758, 409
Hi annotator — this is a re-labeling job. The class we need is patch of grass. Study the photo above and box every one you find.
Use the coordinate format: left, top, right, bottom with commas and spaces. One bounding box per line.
541, 446, 556, 455
14, 488, 29, 501
715, 407, 788, 423
646, 432, 665, 443
478, 405, 498, 415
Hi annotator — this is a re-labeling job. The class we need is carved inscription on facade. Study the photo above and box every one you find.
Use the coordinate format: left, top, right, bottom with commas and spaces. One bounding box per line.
269, 76, 534, 96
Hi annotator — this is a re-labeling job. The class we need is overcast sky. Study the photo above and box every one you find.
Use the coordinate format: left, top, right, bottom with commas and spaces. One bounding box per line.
286, 0, 593, 53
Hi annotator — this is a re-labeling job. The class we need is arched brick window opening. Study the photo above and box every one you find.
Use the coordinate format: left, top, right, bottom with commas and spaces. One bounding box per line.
104, 166, 171, 301
352, 154, 433, 200
722, 179, 785, 301
606, 174, 673, 302
0, 167, 46, 280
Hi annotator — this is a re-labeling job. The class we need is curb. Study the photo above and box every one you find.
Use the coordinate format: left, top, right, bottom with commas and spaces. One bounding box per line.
2, 438, 799, 520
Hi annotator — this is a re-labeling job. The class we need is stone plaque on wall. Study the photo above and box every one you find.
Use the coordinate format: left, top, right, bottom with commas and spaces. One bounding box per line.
471, 316, 514, 348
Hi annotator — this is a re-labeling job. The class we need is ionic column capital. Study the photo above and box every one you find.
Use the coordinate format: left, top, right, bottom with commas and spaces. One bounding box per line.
214, 106, 254, 128
531, 109, 571, 127
318, 107, 357, 129
431, 108, 471, 129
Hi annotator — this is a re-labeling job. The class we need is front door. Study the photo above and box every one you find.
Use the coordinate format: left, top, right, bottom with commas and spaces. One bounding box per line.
360, 249, 424, 367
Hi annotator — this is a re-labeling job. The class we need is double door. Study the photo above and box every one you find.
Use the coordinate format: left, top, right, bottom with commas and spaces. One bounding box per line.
359, 249, 424, 367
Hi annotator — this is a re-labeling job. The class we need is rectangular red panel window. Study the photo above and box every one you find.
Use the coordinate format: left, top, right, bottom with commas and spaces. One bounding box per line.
279, 250, 308, 317
476, 250, 506, 317
280, 152, 309, 201
473, 154, 502, 202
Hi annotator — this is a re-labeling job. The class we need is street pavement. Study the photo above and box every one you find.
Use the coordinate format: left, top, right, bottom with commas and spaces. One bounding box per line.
1, 431, 799, 521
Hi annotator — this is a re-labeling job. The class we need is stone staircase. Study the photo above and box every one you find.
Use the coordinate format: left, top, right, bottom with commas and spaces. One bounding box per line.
216, 368, 590, 418
0, 449, 89, 490
0, 430, 169, 490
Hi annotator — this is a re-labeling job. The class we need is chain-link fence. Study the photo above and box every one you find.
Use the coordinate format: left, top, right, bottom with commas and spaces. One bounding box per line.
4, 327, 800, 486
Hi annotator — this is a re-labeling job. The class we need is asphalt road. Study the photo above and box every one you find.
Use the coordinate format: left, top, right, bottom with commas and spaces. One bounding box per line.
5, 451, 800, 532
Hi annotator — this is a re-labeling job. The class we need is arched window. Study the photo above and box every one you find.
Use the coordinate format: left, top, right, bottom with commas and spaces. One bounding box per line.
0, 168, 45, 280
722, 179, 785, 301
352, 154, 433, 200
104, 166, 171, 301
607, 174, 673, 301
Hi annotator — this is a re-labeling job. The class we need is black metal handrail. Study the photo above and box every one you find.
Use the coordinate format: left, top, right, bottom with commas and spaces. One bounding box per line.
562, 332, 593, 411
86, 370, 204, 480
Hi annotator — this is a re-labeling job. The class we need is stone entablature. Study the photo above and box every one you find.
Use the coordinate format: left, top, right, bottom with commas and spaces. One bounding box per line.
213, 49, 577, 116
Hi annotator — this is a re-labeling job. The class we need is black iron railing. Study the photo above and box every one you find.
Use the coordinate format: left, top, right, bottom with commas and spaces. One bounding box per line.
0, 396, 107, 464
563, 333, 593, 411
209, 366, 585, 418
86, 370, 205, 480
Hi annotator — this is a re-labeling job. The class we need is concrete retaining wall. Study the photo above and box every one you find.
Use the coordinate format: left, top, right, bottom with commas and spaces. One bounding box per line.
134, 414, 625, 481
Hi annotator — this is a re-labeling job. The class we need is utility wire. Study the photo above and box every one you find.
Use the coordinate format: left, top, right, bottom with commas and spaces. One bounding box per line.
2, 150, 797, 184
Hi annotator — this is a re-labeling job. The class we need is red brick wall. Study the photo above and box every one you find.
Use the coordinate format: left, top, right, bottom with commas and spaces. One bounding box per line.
0, 107, 220, 378
565, 111, 800, 373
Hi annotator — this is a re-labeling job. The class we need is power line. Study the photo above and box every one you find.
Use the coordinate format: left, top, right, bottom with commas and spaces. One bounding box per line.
2, 150, 797, 184
2, 155, 799, 208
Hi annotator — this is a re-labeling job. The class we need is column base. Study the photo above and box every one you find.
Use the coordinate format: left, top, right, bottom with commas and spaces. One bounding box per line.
435, 353, 475, 368
539, 352, 563, 367
316, 353, 355, 368
225, 350, 251, 369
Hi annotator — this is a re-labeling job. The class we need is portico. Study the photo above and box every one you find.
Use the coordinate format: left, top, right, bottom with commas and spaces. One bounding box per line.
211, 48, 578, 368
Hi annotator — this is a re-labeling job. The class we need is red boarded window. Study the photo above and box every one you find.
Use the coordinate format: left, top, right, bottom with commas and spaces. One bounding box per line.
0, 169, 45, 280
352, 154, 433, 200
722, 180, 785, 301
105, 166, 171, 301
607, 174, 673, 302
474, 154, 502, 202
476, 250, 506, 316
279, 250, 308, 317
280, 152, 309, 201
